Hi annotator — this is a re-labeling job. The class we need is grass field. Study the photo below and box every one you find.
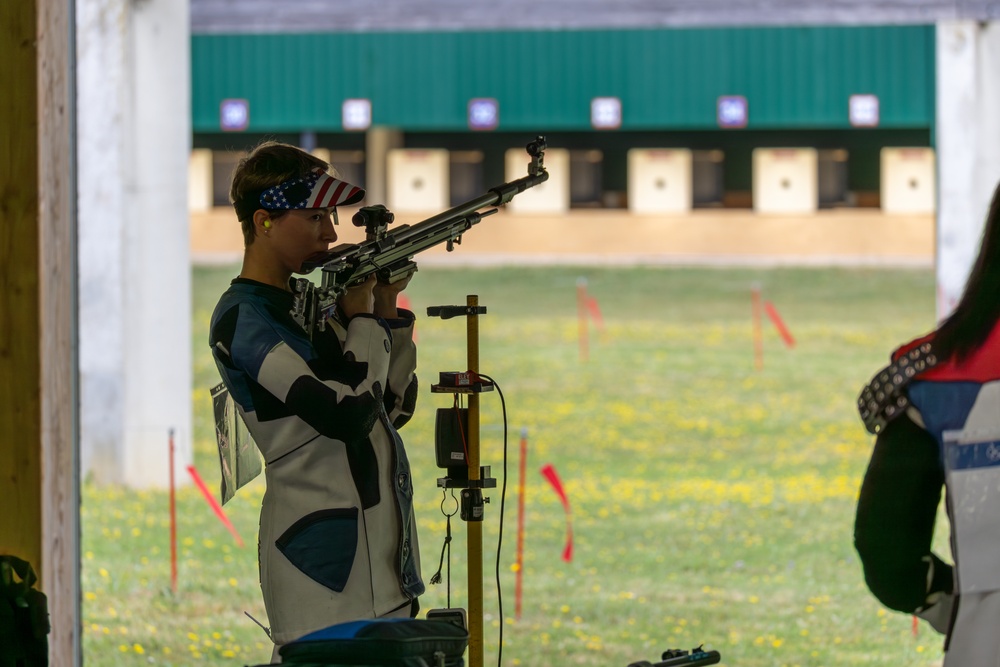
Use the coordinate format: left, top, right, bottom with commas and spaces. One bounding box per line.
82, 264, 949, 667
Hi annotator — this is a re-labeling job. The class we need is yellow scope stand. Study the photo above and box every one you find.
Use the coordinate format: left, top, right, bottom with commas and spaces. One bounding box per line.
427, 295, 497, 667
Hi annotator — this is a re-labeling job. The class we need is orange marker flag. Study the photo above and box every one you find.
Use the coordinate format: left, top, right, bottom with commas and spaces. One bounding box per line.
764, 300, 795, 348
540, 464, 573, 562
586, 296, 604, 333
187, 465, 245, 547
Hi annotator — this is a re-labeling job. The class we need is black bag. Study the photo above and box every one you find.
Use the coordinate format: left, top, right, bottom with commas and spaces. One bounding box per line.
276, 618, 468, 667
0, 556, 50, 667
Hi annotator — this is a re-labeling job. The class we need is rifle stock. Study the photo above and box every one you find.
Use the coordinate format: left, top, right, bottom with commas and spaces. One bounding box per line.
291, 136, 550, 335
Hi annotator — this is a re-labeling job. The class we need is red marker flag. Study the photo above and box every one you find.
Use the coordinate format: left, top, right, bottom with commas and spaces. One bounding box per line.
586, 296, 604, 333
187, 465, 245, 547
540, 464, 573, 562
764, 301, 795, 348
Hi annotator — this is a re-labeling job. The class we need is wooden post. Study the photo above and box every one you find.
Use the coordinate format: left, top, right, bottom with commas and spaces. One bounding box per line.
751, 283, 764, 371
515, 427, 528, 621
0, 0, 44, 576
465, 295, 484, 667
1, 0, 80, 664
39, 0, 81, 661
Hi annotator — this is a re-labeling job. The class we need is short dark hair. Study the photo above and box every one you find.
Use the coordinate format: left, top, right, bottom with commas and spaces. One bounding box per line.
229, 141, 329, 246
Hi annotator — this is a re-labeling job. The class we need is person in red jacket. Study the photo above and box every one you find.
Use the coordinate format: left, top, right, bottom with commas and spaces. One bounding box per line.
855, 181, 1000, 665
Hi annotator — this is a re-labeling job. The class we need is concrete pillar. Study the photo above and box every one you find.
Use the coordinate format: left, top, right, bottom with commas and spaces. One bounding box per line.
78, 0, 192, 488
976, 22, 1000, 216
189, 148, 213, 212
935, 21, 1000, 319
365, 126, 403, 206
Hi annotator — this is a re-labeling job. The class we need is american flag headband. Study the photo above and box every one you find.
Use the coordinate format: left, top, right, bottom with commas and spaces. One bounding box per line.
258, 168, 365, 224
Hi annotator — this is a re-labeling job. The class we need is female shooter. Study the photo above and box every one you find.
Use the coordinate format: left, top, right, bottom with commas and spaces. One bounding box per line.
854, 181, 1000, 665
209, 141, 423, 661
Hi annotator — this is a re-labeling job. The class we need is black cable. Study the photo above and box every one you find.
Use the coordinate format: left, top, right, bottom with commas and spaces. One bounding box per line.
479, 374, 507, 667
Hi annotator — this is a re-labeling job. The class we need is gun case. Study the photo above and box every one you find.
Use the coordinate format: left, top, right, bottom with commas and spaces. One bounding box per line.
251, 617, 468, 667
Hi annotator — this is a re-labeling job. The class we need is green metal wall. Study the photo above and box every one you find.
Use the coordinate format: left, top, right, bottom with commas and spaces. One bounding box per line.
192, 26, 935, 133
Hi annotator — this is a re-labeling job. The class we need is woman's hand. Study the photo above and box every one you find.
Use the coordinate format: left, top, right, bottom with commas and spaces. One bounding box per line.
373, 267, 416, 319
338, 275, 377, 320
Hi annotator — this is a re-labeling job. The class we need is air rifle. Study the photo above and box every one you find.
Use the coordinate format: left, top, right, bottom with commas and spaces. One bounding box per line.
627, 646, 721, 667
291, 136, 549, 336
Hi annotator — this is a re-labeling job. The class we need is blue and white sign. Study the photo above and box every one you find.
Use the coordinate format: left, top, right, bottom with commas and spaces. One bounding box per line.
849, 94, 880, 127
220, 98, 249, 132
468, 98, 499, 131
591, 97, 622, 130
342, 98, 372, 131
717, 95, 748, 128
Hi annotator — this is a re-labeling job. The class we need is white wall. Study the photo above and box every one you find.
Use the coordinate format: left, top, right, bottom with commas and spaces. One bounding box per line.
78, 0, 192, 488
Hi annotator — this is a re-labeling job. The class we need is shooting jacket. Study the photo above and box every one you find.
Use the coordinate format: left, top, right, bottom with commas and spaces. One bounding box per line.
856, 321, 1000, 665
209, 278, 423, 645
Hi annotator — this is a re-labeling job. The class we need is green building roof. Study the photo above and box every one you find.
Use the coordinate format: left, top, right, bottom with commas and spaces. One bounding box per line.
192, 25, 934, 133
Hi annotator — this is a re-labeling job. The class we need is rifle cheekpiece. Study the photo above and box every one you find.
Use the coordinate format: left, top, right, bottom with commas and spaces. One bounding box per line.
290, 136, 550, 338
857, 342, 939, 435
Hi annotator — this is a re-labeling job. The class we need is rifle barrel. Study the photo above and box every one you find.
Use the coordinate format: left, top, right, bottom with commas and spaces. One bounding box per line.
393, 169, 548, 244
313, 159, 549, 288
